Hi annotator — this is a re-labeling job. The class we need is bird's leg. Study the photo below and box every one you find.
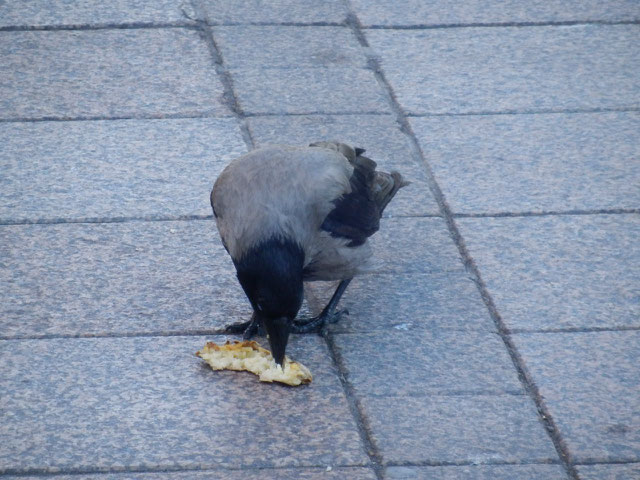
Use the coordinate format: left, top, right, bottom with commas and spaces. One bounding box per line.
291, 278, 352, 333
224, 312, 265, 339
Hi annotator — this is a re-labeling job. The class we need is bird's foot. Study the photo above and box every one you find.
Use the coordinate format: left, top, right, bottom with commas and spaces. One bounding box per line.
290, 308, 349, 334
224, 315, 264, 339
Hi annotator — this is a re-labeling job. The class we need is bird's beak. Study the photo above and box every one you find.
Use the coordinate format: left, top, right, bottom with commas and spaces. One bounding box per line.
263, 316, 290, 367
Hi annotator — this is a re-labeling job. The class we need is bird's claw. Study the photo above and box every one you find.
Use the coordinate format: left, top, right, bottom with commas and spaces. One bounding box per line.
225, 307, 350, 337
328, 308, 349, 324
291, 308, 349, 334
224, 321, 249, 334
224, 316, 264, 339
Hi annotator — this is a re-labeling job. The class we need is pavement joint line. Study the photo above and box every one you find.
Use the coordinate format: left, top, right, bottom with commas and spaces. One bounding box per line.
302, 280, 383, 477
348, 390, 527, 397
405, 107, 640, 117
510, 326, 640, 335
243, 111, 394, 117
453, 209, 640, 218
0, 215, 214, 227
0, 330, 234, 342
0, 316, 494, 341
0, 213, 442, 227
574, 460, 640, 466
342, 3, 581, 478
365, 19, 640, 30
0, 463, 371, 477
382, 213, 444, 218
209, 21, 349, 27
244, 108, 635, 117
383, 459, 565, 468
5, 19, 635, 32
190, 0, 255, 149
323, 333, 384, 479
246, 112, 394, 117
243, 107, 640, 118
1, 322, 490, 341
0, 112, 235, 124
0, 22, 196, 32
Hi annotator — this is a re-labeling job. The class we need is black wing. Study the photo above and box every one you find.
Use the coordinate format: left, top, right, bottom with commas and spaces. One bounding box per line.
321, 154, 406, 247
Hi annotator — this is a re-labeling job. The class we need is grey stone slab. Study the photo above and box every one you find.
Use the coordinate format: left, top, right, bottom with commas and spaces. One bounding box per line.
0, 221, 260, 338
230, 67, 391, 114
305, 218, 470, 330
215, 26, 367, 69
411, 112, 640, 213
577, 463, 640, 480
305, 272, 494, 333
0, 29, 228, 120
514, 331, 640, 463
366, 25, 640, 114
0, 219, 456, 339
457, 214, 640, 331
334, 330, 522, 396
4, 468, 377, 480
352, 0, 640, 26
368, 217, 463, 274
385, 464, 569, 480
0, 118, 247, 222
248, 114, 439, 216
0, 0, 190, 27
249, 114, 414, 169
201, 0, 348, 24
0, 335, 367, 472
361, 395, 557, 464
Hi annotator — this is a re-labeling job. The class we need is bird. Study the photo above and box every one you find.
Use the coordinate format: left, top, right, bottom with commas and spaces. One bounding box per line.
210, 141, 407, 366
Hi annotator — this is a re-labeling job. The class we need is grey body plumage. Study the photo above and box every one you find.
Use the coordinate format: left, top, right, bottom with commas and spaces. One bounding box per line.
211, 141, 407, 365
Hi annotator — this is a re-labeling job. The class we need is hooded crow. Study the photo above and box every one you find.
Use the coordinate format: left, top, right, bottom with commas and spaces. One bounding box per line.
211, 141, 407, 366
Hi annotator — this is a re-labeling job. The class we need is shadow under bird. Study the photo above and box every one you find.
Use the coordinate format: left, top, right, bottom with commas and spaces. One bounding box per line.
211, 141, 408, 366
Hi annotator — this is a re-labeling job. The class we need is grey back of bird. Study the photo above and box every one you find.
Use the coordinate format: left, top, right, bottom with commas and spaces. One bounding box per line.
211, 142, 407, 281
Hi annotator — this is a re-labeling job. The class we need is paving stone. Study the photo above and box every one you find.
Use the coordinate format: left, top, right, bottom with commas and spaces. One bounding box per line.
1, 220, 457, 340
576, 463, 640, 480
306, 272, 494, 333
333, 330, 522, 396
385, 464, 569, 480
411, 112, 640, 213
514, 331, 640, 463
201, 0, 348, 24
249, 115, 413, 169
367, 217, 463, 274
4, 468, 377, 479
215, 26, 367, 69
0, 118, 247, 222
0, 335, 367, 472
366, 25, 640, 114
306, 218, 469, 331
0, 29, 227, 120
0, 221, 250, 338
230, 67, 391, 114
351, 0, 640, 26
361, 395, 557, 464
457, 215, 640, 331
0, 0, 190, 27
248, 114, 439, 216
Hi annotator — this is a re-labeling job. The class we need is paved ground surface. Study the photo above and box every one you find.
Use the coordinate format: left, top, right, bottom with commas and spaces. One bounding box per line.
1, 1, 639, 479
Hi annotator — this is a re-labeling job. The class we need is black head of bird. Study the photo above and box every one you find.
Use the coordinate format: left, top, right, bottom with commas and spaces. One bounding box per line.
211, 141, 407, 367
234, 237, 305, 366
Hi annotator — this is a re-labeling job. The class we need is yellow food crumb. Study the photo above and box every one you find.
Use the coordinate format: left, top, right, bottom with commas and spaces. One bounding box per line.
196, 340, 312, 386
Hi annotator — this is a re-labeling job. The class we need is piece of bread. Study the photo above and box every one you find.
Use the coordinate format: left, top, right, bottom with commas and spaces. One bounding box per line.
196, 340, 312, 386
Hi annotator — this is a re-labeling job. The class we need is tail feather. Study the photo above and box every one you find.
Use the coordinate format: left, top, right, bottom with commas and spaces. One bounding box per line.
374, 170, 409, 214
311, 140, 409, 244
